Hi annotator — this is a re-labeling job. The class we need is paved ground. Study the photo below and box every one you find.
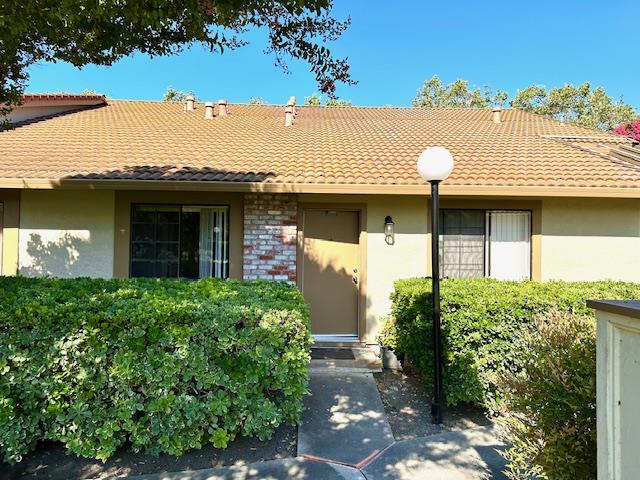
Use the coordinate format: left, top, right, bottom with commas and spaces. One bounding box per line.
129, 458, 364, 480
297, 372, 394, 466
362, 428, 507, 480
127, 348, 507, 480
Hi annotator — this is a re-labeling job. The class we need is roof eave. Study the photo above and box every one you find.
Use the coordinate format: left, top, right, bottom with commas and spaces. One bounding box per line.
1, 178, 640, 198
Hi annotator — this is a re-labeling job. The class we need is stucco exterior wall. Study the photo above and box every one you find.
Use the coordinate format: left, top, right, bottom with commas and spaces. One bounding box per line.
19, 190, 115, 278
300, 194, 429, 341
541, 198, 640, 282
9, 105, 85, 124
0, 189, 20, 275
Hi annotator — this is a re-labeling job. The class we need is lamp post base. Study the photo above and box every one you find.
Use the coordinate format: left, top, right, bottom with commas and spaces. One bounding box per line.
431, 401, 443, 424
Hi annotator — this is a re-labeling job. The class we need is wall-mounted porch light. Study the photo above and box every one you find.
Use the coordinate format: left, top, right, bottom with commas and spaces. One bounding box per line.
384, 216, 395, 245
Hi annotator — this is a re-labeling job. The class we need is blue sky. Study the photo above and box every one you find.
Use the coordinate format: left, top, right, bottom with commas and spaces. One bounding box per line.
27, 0, 640, 108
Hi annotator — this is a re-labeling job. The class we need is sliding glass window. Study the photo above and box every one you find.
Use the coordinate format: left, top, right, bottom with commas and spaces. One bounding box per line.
439, 209, 531, 280
130, 204, 229, 279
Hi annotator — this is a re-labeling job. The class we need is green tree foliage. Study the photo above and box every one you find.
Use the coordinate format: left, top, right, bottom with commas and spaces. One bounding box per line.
499, 311, 596, 480
163, 86, 191, 102
0, 277, 311, 463
412, 75, 508, 108
512, 82, 637, 130
0, 0, 355, 120
304, 92, 323, 105
326, 97, 353, 106
304, 92, 352, 106
412, 76, 637, 131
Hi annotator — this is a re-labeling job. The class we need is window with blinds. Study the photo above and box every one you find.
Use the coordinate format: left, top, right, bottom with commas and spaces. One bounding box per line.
130, 204, 229, 279
439, 209, 531, 280
439, 210, 485, 278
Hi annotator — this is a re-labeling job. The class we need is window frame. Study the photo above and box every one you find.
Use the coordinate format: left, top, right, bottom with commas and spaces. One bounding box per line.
129, 202, 230, 279
439, 207, 533, 280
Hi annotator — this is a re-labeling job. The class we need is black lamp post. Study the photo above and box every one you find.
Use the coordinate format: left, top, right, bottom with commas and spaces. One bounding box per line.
417, 146, 454, 425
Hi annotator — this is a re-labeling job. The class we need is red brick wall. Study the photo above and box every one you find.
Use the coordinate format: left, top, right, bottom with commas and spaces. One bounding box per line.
243, 193, 297, 283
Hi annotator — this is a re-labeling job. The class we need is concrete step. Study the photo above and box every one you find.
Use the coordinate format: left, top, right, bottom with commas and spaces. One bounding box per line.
309, 347, 382, 373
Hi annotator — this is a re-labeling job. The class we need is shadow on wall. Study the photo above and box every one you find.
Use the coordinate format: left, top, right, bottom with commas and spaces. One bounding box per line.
20, 233, 92, 277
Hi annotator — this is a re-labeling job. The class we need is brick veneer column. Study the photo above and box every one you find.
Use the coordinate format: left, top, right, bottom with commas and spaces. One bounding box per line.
243, 194, 297, 283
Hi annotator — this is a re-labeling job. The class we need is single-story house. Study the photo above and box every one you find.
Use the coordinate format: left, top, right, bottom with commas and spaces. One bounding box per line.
1, 93, 639, 344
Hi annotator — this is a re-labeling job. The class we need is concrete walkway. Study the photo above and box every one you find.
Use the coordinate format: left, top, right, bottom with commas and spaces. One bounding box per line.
129, 457, 364, 480
362, 428, 507, 480
297, 371, 395, 466
128, 350, 507, 480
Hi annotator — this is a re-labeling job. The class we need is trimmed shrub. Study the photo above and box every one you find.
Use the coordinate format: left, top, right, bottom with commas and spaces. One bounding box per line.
384, 278, 640, 408
0, 277, 311, 463
499, 311, 596, 480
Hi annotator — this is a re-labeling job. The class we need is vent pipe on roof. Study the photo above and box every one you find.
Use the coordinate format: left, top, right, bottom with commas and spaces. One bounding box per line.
185, 95, 195, 112
492, 107, 502, 124
204, 101, 215, 119
218, 99, 228, 117
285, 96, 297, 127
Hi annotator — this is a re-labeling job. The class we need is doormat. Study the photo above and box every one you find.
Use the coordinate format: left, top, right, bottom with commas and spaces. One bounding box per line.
311, 348, 355, 360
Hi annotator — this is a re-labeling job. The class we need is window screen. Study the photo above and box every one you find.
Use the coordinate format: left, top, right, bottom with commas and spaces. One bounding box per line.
439, 209, 532, 280
131, 205, 229, 279
439, 209, 486, 278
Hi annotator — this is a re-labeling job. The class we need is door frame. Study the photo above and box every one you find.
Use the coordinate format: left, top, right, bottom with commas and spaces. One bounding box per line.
297, 203, 368, 344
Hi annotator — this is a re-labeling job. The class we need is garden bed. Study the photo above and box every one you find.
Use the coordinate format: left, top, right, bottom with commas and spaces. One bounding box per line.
0, 424, 296, 479
374, 366, 490, 441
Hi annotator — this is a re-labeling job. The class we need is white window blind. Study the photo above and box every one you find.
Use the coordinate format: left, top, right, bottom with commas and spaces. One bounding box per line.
198, 206, 229, 279
486, 210, 531, 280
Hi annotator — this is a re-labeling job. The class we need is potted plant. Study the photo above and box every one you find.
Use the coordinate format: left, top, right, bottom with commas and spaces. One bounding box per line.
378, 317, 403, 370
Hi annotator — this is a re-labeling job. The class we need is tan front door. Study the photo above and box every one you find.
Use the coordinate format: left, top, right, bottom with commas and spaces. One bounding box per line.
301, 209, 360, 337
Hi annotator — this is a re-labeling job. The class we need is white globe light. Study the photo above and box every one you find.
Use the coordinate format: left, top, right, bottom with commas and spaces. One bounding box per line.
417, 146, 454, 182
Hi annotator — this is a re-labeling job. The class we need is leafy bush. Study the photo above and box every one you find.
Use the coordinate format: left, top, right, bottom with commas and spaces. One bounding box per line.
0, 277, 311, 463
384, 278, 640, 408
499, 311, 596, 480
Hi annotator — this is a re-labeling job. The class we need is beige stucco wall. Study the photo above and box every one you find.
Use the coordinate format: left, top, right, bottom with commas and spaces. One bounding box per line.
19, 190, 115, 278
541, 198, 640, 282
9, 105, 87, 124
300, 194, 429, 342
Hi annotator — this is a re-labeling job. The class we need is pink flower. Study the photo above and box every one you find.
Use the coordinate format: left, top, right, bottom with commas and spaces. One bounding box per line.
613, 121, 640, 142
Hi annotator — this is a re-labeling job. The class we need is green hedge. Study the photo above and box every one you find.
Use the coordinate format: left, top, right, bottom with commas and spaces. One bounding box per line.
382, 278, 640, 408
0, 277, 311, 463
499, 311, 596, 479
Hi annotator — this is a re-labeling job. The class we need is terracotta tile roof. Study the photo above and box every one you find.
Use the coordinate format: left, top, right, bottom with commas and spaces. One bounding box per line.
21, 93, 107, 102
1, 99, 639, 195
